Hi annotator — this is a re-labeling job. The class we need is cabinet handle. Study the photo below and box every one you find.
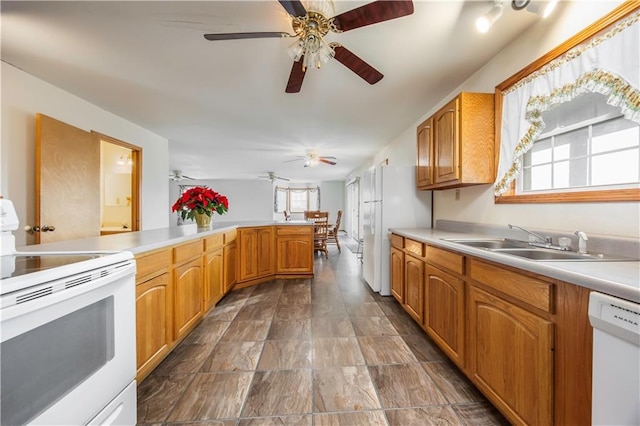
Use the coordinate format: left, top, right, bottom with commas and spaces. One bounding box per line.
42, 225, 56, 232
24, 225, 40, 233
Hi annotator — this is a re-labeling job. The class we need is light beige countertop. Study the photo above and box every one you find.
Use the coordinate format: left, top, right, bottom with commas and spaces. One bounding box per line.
390, 227, 640, 303
17, 220, 313, 255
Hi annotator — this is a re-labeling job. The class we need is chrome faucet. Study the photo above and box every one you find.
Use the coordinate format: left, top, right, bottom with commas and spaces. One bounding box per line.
508, 224, 551, 244
507, 224, 570, 251
575, 231, 589, 254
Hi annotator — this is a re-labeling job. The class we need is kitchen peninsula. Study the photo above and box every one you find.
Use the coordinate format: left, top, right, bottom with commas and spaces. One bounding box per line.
18, 221, 314, 381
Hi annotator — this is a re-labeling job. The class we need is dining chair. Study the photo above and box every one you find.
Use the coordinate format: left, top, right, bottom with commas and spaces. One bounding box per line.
310, 211, 329, 258
326, 210, 343, 253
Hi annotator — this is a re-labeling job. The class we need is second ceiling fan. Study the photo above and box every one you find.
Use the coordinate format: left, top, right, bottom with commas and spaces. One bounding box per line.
204, 0, 414, 93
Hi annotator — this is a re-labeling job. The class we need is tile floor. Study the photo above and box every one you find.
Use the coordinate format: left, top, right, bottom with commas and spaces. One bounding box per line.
137, 242, 509, 425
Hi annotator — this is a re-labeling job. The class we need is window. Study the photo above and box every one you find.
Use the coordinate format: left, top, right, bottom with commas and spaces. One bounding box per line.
519, 114, 640, 194
274, 186, 320, 213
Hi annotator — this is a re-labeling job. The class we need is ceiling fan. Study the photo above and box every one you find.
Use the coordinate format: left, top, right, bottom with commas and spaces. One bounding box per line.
169, 170, 196, 181
203, 0, 414, 93
259, 171, 291, 182
286, 152, 337, 167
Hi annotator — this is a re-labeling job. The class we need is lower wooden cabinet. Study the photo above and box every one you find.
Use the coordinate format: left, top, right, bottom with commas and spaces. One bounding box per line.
275, 226, 313, 274
468, 285, 554, 426
238, 227, 274, 282
403, 253, 424, 324
135, 272, 171, 381
223, 242, 237, 293
173, 258, 203, 341
203, 247, 224, 311
424, 265, 465, 367
390, 246, 404, 303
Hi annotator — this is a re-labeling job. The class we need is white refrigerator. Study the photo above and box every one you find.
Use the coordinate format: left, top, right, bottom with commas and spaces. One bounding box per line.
362, 165, 432, 295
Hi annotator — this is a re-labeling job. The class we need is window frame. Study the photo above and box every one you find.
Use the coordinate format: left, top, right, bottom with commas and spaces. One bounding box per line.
274, 186, 320, 213
494, 2, 640, 204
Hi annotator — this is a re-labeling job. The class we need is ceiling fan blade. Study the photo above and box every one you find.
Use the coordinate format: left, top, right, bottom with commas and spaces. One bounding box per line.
333, 46, 383, 85
320, 156, 337, 160
319, 158, 337, 166
332, 1, 414, 32
278, 0, 307, 17
204, 32, 291, 41
285, 58, 306, 93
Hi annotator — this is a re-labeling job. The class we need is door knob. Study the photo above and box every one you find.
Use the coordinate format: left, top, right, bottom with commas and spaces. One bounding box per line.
24, 225, 40, 233
42, 225, 56, 232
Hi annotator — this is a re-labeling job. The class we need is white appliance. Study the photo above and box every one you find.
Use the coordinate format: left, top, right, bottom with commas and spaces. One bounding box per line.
0, 199, 137, 425
362, 165, 431, 295
588, 291, 640, 426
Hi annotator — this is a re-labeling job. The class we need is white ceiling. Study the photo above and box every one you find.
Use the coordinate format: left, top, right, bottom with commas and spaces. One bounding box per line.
1, 1, 540, 183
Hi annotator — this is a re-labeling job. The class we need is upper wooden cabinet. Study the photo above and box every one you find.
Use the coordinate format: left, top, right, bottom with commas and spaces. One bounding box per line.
417, 92, 495, 190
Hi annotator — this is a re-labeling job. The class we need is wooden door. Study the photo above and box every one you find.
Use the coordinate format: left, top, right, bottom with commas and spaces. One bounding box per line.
434, 98, 460, 184
257, 227, 274, 277
238, 229, 258, 281
390, 246, 404, 303
416, 117, 433, 188
276, 235, 313, 273
424, 265, 465, 367
468, 285, 554, 426
223, 243, 237, 293
203, 248, 224, 311
36, 114, 99, 243
403, 253, 424, 324
173, 258, 203, 340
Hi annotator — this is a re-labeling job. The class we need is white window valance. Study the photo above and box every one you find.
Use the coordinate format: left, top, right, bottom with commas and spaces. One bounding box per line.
495, 10, 640, 196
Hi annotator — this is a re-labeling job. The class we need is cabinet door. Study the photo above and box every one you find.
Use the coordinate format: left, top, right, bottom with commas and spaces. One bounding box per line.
468, 285, 554, 426
223, 242, 237, 293
403, 253, 424, 324
434, 97, 460, 184
424, 265, 465, 367
257, 227, 274, 277
276, 235, 313, 273
390, 246, 404, 303
416, 117, 433, 188
173, 258, 203, 340
136, 273, 171, 381
238, 228, 258, 281
203, 247, 224, 312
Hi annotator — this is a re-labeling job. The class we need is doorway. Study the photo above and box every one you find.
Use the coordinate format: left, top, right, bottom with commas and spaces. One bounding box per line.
346, 178, 360, 241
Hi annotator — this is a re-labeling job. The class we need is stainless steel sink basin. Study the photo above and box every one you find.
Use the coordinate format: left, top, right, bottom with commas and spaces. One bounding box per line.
443, 239, 530, 249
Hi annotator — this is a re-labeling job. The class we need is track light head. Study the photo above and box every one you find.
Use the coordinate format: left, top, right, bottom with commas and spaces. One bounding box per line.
476, 2, 504, 33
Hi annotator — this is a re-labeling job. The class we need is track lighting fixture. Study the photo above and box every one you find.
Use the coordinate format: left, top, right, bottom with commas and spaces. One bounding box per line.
511, 0, 558, 18
476, 1, 504, 34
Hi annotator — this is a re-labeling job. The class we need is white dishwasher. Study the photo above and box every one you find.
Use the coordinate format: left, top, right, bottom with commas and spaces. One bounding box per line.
588, 292, 640, 426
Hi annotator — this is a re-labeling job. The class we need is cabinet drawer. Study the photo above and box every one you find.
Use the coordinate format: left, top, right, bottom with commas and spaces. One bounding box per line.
277, 226, 313, 236
204, 234, 224, 252
405, 238, 424, 257
426, 245, 464, 275
224, 229, 237, 243
173, 240, 202, 264
136, 249, 171, 281
391, 234, 404, 249
469, 259, 553, 313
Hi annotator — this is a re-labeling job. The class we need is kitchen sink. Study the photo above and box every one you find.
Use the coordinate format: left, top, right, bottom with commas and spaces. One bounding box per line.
443, 239, 530, 249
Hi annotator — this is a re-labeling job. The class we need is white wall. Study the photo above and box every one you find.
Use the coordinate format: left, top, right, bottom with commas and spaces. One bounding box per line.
349, 1, 639, 239
2, 63, 170, 246
320, 181, 345, 227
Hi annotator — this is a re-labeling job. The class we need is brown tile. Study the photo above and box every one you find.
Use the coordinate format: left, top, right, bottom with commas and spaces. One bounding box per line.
422, 361, 484, 404
241, 370, 312, 417
238, 414, 312, 425
244, 292, 282, 307
311, 302, 348, 319
154, 343, 214, 375
313, 366, 381, 412
385, 406, 463, 425
168, 372, 253, 421
311, 317, 355, 338
387, 313, 425, 335
219, 320, 271, 342
378, 301, 407, 317
452, 401, 510, 425
279, 291, 311, 305
200, 341, 264, 372
312, 337, 365, 367
166, 421, 237, 426
368, 364, 448, 408
350, 316, 398, 337
235, 303, 277, 321
358, 336, 417, 365
314, 410, 388, 425
251, 281, 285, 295
267, 319, 311, 340
137, 373, 195, 423
345, 302, 385, 317
275, 303, 312, 320
217, 286, 254, 306
340, 290, 376, 304
206, 301, 244, 321
257, 340, 312, 370
402, 334, 447, 362
183, 319, 232, 345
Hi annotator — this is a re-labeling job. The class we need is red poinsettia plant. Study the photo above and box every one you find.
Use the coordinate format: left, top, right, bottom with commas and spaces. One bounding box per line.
172, 186, 229, 221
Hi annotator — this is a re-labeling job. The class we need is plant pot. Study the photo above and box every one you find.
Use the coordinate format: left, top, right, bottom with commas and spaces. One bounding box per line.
194, 212, 212, 229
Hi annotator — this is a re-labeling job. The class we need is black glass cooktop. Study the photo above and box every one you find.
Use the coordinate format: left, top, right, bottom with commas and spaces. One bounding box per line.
1, 254, 107, 280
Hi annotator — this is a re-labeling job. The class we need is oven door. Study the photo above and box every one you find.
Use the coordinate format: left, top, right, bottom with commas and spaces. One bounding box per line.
0, 260, 136, 426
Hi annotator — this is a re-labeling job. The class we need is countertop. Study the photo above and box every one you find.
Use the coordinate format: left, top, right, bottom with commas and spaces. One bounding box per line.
17, 220, 312, 256
390, 227, 640, 303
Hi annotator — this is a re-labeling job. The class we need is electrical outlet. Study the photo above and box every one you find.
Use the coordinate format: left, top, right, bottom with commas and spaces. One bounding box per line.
455, 189, 461, 201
